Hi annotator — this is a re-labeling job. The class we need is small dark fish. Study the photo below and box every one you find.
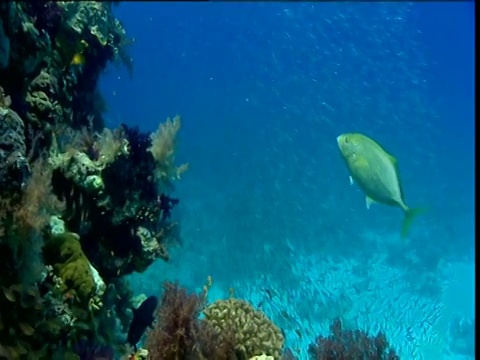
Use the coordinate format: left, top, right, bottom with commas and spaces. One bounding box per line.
257, 288, 276, 308
127, 296, 158, 351
263, 288, 275, 300
280, 310, 291, 320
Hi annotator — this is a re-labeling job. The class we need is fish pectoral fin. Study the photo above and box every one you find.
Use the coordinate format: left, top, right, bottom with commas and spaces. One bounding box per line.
365, 195, 376, 209
349, 176, 354, 185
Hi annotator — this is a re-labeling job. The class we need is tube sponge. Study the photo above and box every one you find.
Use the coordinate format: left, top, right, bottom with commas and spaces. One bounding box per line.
203, 298, 284, 359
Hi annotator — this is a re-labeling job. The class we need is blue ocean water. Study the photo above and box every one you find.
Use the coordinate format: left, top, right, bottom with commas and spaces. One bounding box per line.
99, 2, 475, 359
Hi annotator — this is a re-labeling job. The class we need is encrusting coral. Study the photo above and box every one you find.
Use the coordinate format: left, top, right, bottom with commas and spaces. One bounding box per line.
43, 232, 96, 303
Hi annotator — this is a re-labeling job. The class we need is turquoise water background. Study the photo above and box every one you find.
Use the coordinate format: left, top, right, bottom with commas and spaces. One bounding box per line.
99, 2, 475, 359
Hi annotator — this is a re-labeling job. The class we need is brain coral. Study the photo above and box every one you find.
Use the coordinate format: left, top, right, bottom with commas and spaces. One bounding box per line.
203, 298, 284, 359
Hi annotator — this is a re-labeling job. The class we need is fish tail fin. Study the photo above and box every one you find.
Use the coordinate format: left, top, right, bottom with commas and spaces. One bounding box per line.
401, 207, 427, 239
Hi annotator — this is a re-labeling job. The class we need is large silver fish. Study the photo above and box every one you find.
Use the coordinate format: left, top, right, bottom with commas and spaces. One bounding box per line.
337, 132, 424, 238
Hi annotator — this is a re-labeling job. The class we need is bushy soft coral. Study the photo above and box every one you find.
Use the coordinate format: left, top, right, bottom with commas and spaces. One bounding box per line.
12, 158, 64, 232
308, 318, 400, 360
145, 281, 204, 359
148, 115, 189, 191
145, 281, 236, 360
1, 157, 64, 284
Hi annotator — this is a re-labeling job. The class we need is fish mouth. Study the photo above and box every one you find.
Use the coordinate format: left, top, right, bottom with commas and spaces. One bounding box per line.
336, 135, 347, 155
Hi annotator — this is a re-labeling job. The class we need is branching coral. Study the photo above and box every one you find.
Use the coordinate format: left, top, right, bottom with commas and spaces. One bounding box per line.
148, 115, 189, 191
308, 318, 400, 360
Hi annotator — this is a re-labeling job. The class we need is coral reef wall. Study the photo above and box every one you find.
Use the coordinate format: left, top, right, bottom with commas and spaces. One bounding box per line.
0, 2, 185, 359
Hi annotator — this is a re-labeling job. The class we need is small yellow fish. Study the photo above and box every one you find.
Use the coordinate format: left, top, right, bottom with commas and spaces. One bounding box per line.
337, 132, 425, 238
70, 40, 89, 66
71, 52, 85, 65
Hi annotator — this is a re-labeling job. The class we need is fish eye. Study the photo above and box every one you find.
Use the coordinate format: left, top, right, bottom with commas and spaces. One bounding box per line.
344, 137, 349, 144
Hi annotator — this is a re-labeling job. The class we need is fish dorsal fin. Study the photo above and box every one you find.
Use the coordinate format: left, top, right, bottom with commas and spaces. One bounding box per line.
366, 195, 376, 209
388, 154, 397, 166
